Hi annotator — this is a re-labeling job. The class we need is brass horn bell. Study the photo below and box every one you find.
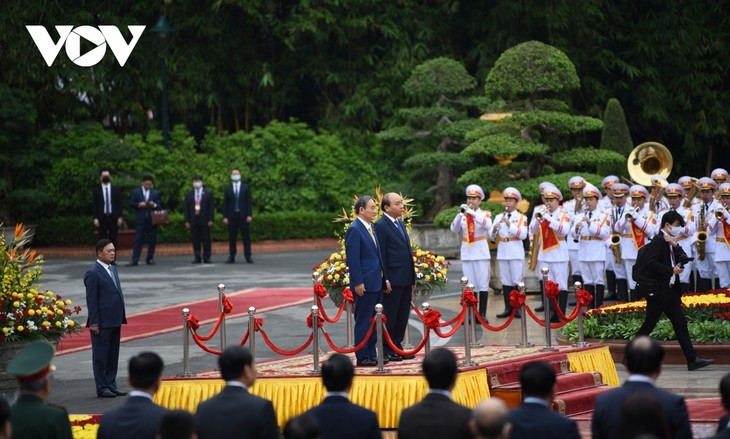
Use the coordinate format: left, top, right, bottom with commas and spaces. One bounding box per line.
628, 142, 673, 186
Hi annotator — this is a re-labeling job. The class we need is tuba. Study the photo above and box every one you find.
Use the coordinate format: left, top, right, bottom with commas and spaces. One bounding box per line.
627, 142, 673, 186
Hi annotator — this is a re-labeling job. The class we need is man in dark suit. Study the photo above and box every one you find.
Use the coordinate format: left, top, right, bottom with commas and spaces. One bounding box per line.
303, 354, 380, 439
398, 348, 472, 439
7, 341, 72, 439
714, 372, 730, 437
184, 175, 215, 263
92, 169, 123, 247
0, 396, 9, 439
508, 361, 580, 439
97, 352, 168, 439
85, 239, 127, 398
592, 336, 692, 439
345, 195, 385, 367
375, 193, 416, 362
195, 346, 278, 439
127, 175, 162, 266
633, 210, 714, 370
223, 168, 254, 264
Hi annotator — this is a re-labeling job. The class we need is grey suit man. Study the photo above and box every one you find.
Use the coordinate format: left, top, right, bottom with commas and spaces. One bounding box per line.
196, 346, 278, 439
84, 239, 127, 398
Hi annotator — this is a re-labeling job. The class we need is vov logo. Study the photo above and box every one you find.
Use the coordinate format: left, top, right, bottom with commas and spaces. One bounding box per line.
26, 25, 146, 67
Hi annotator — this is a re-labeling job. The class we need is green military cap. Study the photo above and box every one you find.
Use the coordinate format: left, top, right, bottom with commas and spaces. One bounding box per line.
7, 341, 56, 382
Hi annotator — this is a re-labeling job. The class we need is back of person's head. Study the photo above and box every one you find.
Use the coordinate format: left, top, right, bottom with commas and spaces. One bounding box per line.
422, 348, 458, 390
219, 346, 254, 381
519, 361, 556, 399
0, 397, 10, 439
660, 210, 685, 229
129, 352, 164, 390
625, 336, 664, 376
720, 372, 730, 410
619, 393, 671, 439
321, 354, 354, 392
158, 410, 197, 439
470, 397, 511, 439
283, 413, 320, 439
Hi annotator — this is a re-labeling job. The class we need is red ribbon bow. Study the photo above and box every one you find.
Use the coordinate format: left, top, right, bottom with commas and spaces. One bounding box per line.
544, 280, 560, 299
342, 287, 354, 303
307, 313, 325, 329
314, 283, 327, 298
460, 289, 478, 307
423, 309, 442, 329
253, 318, 264, 331
222, 295, 233, 314
509, 290, 526, 308
576, 288, 593, 307
186, 314, 200, 330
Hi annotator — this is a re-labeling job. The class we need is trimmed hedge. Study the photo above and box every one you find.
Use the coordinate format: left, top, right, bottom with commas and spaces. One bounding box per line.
34, 211, 339, 246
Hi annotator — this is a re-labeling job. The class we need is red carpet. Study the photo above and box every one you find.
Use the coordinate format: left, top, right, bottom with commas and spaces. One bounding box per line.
57, 287, 312, 356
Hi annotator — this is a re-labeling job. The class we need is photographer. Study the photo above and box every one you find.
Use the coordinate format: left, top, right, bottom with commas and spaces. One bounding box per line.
633, 210, 714, 371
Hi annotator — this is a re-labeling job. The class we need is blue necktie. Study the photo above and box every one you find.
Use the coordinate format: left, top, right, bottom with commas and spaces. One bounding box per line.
394, 220, 406, 239
234, 185, 240, 211
109, 265, 121, 291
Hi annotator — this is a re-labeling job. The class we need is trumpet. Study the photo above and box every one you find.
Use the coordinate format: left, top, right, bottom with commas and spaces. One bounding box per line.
535, 210, 544, 221
716, 208, 726, 220
625, 206, 640, 221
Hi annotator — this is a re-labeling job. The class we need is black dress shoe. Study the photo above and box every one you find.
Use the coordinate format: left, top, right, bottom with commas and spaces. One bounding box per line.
688, 358, 714, 371
496, 310, 512, 318
203, 259, 212, 264
98, 390, 117, 398
246, 258, 254, 264
191, 259, 202, 264
535, 306, 545, 312
126, 261, 138, 267
401, 354, 416, 360
356, 358, 377, 367
146, 260, 156, 265
112, 390, 128, 396
225, 257, 235, 264
386, 354, 403, 362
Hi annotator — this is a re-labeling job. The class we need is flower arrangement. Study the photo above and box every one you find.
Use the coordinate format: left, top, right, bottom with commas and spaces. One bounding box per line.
559, 291, 730, 343
313, 187, 451, 305
70, 415, 101, 439
0, 224, 82, 343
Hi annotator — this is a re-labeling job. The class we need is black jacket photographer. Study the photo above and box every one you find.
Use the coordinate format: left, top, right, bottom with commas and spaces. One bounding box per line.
632, 210, 714, 371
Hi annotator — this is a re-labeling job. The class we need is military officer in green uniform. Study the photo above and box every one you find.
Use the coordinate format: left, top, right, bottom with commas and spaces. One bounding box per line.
7, 341, 72, 439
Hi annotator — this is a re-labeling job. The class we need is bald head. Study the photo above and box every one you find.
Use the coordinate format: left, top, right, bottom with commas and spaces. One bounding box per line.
381, 192, 404, 219
625, 336, 664, 377
470, 398, 511, 439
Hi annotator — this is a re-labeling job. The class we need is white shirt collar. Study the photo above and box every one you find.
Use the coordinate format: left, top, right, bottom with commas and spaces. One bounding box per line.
383, 213, 399, 223
97, 259, 112, 271
523, 396, 550, 407
226, 380, 247, 389
129, 390, 153, 400
627, 375, 655, 385
325, 391, 349, 399
427, 389, 452, 398
356, 217, 372, 229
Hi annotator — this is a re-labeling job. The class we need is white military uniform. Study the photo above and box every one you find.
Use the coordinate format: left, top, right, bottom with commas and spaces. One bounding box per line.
692, 198, 720, 281
493, 209, 528, 286
563, 197, 583, 279
451, 208, 492, 292
707, 204, 730, 288
604, 201, 629, 280
571, 208, 610, 286
614, 205, 657, 290
529, 206, 571, 290
656, 206, 696, 285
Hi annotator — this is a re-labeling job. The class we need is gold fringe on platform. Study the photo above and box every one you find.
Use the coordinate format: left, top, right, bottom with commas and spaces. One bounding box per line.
566, 346, 620, 386
154, 369, 489, 428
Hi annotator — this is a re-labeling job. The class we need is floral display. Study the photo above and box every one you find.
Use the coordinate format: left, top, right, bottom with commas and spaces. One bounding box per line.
70, 415, 101, 439
313, 187, 451, 305
559, 291, 730, 343
0, 224, 82, 343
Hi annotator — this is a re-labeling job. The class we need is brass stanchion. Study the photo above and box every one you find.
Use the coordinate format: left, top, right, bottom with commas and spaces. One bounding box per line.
516, 283, 533, 348
373, 304, 390, 374
345, 300, 354, 348
177, 308, 195, 377
217, 283, 227, 350
572, 282, 590, 347
540, 267, 556, 351
247, 306, 257, 361
310, 305, 321, 375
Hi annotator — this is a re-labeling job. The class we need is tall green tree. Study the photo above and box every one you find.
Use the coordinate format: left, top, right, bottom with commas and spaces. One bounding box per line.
598, 98, 633, 177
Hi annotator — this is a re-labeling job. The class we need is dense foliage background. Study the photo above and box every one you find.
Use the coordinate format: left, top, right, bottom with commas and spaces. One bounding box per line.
1, 1, 728, 244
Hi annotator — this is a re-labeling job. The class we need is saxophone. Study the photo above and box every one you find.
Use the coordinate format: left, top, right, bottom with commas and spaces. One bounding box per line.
609, 206, 622, 263
697, 204, 707, 261
528, 206, 544, 271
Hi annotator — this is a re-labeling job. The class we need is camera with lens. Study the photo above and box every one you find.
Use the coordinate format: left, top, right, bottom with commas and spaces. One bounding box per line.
677, 254, 694, 268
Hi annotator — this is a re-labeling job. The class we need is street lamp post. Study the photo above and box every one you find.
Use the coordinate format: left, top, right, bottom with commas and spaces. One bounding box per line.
149, 15, 174, 148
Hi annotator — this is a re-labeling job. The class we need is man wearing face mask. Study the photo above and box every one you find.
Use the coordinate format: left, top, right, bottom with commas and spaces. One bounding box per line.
184, 176, 214, 264
633, 210, 714, 371
92, 170, 123, 247
656, 184, 696, 293
223, 169, 254, 264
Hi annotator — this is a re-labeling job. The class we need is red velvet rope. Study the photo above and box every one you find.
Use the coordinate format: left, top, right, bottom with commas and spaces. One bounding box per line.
238, 330, 249, 346
187, 313, 225, 341
576, 288, 593, 307
259, 328, 314, 356
222, 295, 233, 314
472, 304, 516, 331
322, 323, 375, 354
187, 314, 200, 330
460, 289, 478, 307
190, 330, 223, 355
433, 311, 466, 338
253, 318, 264, 331
307, 312, 325, 328
544, 280, 560, 299
316, 296, 347, 323
510, 290, 526, 308
422, 309, 442, 329
383, 325, 428, 357
314, 282, 327, 298
440, 307, 467, 327
411, 303, 425, 319
523, 304, 572, 329
342, 287, 354, 303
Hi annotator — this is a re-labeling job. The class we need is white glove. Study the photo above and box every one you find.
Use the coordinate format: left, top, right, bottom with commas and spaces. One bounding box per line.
465, 208, 477, 217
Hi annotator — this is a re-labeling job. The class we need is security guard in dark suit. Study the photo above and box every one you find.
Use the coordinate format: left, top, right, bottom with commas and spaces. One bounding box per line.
7, 341, 72, 439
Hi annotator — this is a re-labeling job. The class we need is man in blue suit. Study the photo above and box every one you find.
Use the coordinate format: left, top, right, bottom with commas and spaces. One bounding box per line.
97, 352, 168, 439
303, 354, 381, 439
127, 175, 162, 266
345, 195, 385, 367
375, 193, 416, 362
508, 361, 580, 439
84, 239, 127, 398
591, 336, 692, 439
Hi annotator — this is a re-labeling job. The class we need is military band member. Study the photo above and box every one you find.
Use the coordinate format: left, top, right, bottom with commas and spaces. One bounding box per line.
678, 176, 701, 209
614, 185, 657, 300
451, 184, 492, 320
711, 168, 729, 188
529, 185, 571, 322
692, 177, 720, 292
707, 183, 730, 289
563, 176, 586, 287
598, 175, 619, 211
570, 185, 610, 308
603, 183, 630, 301
530, 182, 553, 313
649, 174, 670, 213
657, 184, 697, 293
492, 187, 528, 318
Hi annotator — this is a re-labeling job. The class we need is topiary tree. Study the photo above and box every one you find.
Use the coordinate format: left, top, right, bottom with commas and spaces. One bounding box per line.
455, 41, 623, 213
377, 57, 488, 220
598, 98, 633, 177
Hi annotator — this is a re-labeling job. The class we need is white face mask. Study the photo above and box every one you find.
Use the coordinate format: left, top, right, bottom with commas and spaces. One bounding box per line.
231, 175, 241, 182
668, 225, 683, 236
193, 182, 203, 189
